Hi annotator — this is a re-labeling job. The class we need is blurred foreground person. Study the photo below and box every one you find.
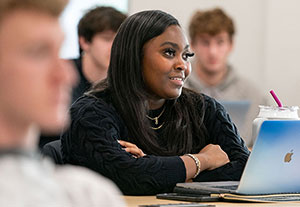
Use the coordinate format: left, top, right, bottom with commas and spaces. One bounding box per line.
0, 0, 125, 206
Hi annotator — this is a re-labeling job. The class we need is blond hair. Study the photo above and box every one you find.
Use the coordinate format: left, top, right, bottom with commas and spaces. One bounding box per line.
0, 0, 68, 21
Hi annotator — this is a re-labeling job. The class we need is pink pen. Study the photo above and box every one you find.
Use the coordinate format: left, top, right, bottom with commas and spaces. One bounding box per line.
270, 90, 282, 107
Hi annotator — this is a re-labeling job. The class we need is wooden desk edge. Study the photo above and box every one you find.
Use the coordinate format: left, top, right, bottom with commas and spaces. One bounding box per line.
124, 195, 300, 207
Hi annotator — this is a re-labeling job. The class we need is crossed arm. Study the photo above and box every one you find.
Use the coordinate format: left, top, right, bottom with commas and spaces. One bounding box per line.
61, 97, 249, 195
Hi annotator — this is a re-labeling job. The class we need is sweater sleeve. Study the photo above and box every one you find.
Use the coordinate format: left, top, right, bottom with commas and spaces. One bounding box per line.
194, 95, 250, 182
61, 96, 186, 195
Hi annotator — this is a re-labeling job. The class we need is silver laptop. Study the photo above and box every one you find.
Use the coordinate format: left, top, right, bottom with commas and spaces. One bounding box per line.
175, 120, 300, 195
219, 100, 250, 132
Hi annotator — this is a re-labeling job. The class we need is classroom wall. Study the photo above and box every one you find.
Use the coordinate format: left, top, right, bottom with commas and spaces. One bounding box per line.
129, 0, 300, 107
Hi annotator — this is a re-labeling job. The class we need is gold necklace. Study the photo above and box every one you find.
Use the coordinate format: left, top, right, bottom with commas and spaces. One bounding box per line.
146, 106, 166, 125
151, 122, 164, 130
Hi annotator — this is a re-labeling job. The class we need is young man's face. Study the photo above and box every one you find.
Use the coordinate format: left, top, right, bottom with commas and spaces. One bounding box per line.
0, 9, 77, 133
191, 31, 233, 74
81, 30, 116, 73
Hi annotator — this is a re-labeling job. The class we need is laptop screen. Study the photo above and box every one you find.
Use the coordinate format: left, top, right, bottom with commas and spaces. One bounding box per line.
219, 100, 250, 132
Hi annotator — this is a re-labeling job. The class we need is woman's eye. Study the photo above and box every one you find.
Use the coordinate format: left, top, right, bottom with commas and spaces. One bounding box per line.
164, 49, 175, 57
183, 52, 194, 60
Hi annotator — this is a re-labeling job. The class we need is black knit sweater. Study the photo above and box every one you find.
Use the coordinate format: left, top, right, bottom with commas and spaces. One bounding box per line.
61, 89, 250, 195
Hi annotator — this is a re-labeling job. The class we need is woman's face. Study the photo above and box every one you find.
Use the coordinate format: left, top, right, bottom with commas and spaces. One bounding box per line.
142, 25, 193, 105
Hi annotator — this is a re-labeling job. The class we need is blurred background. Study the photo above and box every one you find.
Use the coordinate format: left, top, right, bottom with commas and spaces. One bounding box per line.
60, 0, 300, 107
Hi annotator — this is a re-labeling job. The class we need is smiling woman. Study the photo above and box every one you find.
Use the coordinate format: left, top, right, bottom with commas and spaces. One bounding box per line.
61, 10, 250, 195
142, 25, 194, 103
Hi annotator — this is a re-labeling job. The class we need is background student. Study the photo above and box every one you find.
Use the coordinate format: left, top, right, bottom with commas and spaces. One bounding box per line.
185, 8, 268, 147
0, 0, 125, 205
39, 6, 127, 148
72, 6, 127, 103
61, 9, 250, 195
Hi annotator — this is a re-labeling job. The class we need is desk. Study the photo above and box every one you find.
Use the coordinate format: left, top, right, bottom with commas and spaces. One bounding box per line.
124, 196, 300, 207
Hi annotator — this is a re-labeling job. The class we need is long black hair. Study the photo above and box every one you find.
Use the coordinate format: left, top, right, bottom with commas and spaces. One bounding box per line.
89, 10, 207, 155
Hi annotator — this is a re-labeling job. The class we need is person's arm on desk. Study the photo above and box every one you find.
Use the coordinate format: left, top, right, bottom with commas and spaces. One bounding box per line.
193, 96, 250, 182
61, 97, 187, 195
181, 144, 229, 182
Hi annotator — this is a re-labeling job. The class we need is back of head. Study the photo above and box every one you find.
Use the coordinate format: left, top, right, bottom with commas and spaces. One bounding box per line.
189, 7, 235, 43
0, 0, 67, 20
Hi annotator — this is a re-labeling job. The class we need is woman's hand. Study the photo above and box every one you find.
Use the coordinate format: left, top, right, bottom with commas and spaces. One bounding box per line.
118, 140, 146, 158
197, 144, 230, 171
181, 144, 230, 181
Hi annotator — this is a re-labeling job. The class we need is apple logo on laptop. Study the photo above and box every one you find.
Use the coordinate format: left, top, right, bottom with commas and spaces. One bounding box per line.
284, 150, 293, 163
